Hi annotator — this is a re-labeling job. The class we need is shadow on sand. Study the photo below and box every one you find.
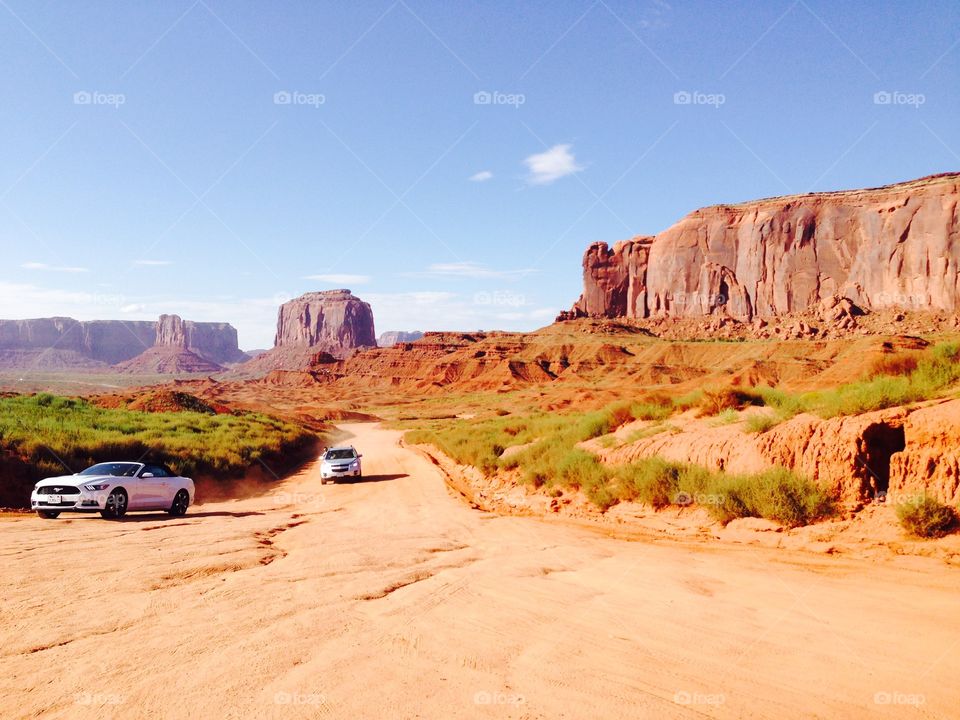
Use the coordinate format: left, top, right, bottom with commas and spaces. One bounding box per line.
333, 473, 408, 484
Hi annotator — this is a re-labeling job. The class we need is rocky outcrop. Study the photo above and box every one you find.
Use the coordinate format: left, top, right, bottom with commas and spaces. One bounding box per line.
112, 314, 247, 374
377, 330, 424, 347
274, 290, 376, 353
0, 316, 247, 370
113, 347, 224, 374
559, 240, 652, 319
562, 173, 960, 323
236, 290, 376, 374
596, 404, 939, 505
890, 399, 960, 505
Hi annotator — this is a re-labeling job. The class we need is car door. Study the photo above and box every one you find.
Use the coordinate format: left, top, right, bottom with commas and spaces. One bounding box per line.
136, 465, 167, 509
152, 465, 176, 507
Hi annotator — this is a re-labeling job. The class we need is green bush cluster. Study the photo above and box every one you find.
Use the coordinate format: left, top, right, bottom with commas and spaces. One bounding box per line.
0, 393, 317, 482
896, 495, 957, 538
406, 402, 835, 525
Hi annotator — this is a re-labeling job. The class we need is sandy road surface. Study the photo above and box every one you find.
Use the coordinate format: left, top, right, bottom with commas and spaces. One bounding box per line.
2, 422, 959, 719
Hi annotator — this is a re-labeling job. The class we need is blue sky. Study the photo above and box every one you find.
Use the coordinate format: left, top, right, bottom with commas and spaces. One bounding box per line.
1, 0, 957, 349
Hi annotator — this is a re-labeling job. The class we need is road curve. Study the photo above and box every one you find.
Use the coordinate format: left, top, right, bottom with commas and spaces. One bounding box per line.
2, 422, 958, 719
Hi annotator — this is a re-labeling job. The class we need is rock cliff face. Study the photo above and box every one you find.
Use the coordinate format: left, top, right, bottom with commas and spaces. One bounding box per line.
377, 330, 424, 347
562, 173, 960, 322
153, 314, 247, 365
236, 290, 376, 374
274, 290, 376, 353
0, 316, 247, 370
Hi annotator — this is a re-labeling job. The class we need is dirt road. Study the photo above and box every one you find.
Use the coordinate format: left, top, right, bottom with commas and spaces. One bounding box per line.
2, 423, 958, 719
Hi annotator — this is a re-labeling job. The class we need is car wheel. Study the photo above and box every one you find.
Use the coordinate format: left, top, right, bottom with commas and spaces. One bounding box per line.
100, 488, 128, 519
36, 510, 60, 519
168, 489, 189, 516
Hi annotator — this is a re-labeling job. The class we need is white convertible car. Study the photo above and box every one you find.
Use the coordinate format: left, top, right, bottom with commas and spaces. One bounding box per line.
30, 461, 195, 520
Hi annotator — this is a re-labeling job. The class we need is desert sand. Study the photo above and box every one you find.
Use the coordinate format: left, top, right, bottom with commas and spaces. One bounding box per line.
3, 422, 958, 719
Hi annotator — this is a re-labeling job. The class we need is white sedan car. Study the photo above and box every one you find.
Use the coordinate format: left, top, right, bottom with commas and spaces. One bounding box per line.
30, 461, 195, 520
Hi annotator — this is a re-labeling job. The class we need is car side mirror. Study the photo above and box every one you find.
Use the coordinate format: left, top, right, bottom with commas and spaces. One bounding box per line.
358, 455, 363, 458
141, 472, 154, 478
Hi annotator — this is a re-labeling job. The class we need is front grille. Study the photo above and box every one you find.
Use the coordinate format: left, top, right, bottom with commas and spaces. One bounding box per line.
37, 486, 80, 495
333, 465, 350, 471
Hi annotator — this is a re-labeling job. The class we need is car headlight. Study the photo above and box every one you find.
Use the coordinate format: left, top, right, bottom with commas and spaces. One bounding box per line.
83, 483, 111, 491
350, 460, 359, 467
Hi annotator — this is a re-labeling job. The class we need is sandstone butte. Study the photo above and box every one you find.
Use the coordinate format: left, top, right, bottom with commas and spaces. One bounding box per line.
114, 314, 231, 374
560, 173, 960, 322
237, 289, 376, 373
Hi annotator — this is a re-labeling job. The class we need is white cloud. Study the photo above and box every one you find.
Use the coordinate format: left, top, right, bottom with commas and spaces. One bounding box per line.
304, 273, 372, 285
21, 261, 88, 273
469, 170, 493, 182
416, 262, 537, 280
133, 259, 173, 266
523, 143, 583, 185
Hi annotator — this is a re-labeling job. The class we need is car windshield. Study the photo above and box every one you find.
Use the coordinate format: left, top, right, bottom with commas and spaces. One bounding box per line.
325, 449, 356, 460
79, 462, 141, 477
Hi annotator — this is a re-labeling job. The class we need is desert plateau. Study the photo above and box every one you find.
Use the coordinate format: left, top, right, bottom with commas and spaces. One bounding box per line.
2, 2, 959, 719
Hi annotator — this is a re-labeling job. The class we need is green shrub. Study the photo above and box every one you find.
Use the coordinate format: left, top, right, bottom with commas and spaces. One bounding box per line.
712, 408, 740, 426
744, 413, 778, 434
897, 495, 957, 538
707, 468, 834, 527
630, 398, 673, 422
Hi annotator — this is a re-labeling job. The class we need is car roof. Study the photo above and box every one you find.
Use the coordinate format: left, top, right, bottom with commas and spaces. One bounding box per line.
327, 445, 355, 451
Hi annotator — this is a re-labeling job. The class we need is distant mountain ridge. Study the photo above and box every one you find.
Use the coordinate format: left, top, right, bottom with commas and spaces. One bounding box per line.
0, 315, 247, 371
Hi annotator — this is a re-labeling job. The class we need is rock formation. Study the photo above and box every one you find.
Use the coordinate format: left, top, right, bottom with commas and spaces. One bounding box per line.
274, 290, 376, 352
0, 315, 247, 370
236, 290, 376, 373
561, 173, 960, 323
377, 330, 424, 347
114, 315, 228, 374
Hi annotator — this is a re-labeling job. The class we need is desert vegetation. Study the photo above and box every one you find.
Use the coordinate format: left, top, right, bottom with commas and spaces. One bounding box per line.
405, 401, 834, 526
897, 495, 958, 538
0, 393, 318, 507
680, 341, 960, 430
